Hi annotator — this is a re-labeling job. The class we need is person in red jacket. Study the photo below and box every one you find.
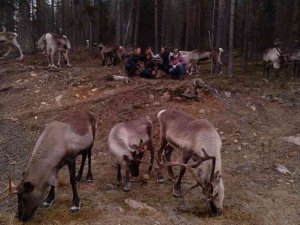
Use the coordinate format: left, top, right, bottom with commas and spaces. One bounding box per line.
169, 48, 186, 80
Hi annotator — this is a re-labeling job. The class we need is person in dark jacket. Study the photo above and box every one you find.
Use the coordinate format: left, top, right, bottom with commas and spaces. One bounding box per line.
169, 48, 186, 80
155, 46, 172, 73
125, 47, 142, 76
139, 52, 157, 79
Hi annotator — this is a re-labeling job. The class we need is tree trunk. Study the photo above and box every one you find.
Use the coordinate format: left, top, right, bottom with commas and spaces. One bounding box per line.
133, 0, 140, 47
123, 1, 134, 46
243, 0, 252, 71
115, 0, 121, 45
227, 0, 235, 77
216, 0, 226, 48
185, 0, 190, 50
154, 0, 158, 52
18, 0, 34, 54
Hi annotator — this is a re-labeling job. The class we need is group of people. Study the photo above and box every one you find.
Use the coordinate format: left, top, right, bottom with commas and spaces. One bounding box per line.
125, 46, 187, 80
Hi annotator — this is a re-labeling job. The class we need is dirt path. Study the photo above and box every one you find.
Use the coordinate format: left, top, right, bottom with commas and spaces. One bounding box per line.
0, 55, 299, 225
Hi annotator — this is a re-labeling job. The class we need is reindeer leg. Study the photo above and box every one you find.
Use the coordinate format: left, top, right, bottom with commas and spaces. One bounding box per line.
157, 137, 168, 183
50, 49, 57, 68
67, 160, 80, 212
147, 139, 155, 175
173, 152, 191, 198
116, 164, 121, 186
3, 45, 12, 58
86, 146, 93, 181
123, 171, 131, 192
76, 150, 87, 182
57, 51, 61, 67
11, 39, 24, 60
64, 51, 71, 67
43, 186, 55, 208
164, 145, 175, 179
46, 47, 51, 67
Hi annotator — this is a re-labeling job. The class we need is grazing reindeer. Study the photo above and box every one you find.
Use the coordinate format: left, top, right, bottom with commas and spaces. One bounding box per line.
263, 44, 288, 79
98, 44, 123, 66
37, 33, 71, 68
13, 111, 96, 221
0, 32, 24, 60
185, 48, 224, 75
108, 116, 154, 192
156, 109, 224, 216
98, 44, 134, 66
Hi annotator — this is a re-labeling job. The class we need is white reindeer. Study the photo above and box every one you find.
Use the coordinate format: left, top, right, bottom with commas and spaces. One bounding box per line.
0, 32, 24, 60
263, 45, 288, 79
37, 33, 71, 68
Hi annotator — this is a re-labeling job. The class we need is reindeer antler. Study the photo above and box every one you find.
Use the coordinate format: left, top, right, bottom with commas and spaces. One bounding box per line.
0, 171, 18, 204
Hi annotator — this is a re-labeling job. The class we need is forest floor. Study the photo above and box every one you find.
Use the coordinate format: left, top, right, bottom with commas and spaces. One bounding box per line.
0, 53, 299, 225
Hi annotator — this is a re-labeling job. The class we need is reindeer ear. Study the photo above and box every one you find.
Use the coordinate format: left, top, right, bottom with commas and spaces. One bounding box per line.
123, 155, 130, 162
214, 171, 222, 181
139, 139, 144, 146
23, 182, 34, 192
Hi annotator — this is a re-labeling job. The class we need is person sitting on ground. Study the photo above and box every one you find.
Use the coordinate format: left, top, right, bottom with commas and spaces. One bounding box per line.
139, 52, 158, 79
169, 48, 186, 80
125, 47, 142, 76
155, 46, 172, 73
145, 46, 155, 58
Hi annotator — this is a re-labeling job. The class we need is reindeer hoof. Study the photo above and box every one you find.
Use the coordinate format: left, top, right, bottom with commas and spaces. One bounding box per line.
69, 205, 80, 213
123, 184, 131, 192
172, 188, 182, 198
157, 174, 165, 183
67, 64, 72, 67
42, 200, 54, 208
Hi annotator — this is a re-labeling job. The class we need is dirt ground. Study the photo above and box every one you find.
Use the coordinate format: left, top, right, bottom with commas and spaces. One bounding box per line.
0, 53, 299, 225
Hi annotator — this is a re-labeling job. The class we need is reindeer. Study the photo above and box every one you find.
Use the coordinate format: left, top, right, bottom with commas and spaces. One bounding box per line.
108, 116, 154, 192
156, 109, 224, 216
37, 33, 71, 68
263, 43, 288, 79
0, 111, 96, 221
98, 44, 123, 66
185, 48, 224, 75
0, 32, 24, 60
98, 44, 135, 66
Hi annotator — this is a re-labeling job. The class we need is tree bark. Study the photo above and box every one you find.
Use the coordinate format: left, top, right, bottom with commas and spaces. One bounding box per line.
185, 0, 190, 50
18, 0, 34, 53
133, 0, 140, 47
243, 0, 252, 71
216, 0, 226, 48
115, 0, 121, 45
227, 0, 235, 77
154, 0, 158, 52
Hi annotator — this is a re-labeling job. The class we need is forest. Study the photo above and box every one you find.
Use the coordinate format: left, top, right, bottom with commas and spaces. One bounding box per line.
0, 1, 300, 225
1, 0, 300, 69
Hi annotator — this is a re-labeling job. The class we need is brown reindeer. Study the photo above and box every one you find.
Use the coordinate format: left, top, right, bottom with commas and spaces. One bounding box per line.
108, 116, 154, 192
156, 109, 224, 216
0, 32, 24, 60
0, 111, 96, 221
185, 48, 224, 75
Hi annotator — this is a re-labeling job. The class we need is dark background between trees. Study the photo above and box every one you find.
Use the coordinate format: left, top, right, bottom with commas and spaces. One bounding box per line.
0, 0, 299, 72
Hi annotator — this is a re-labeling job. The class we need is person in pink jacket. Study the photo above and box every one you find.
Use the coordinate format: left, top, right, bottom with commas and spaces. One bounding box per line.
169, 48, 186, 80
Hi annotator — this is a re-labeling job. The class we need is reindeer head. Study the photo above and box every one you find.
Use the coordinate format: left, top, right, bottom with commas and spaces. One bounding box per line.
17, 173, 48, 221
204, 170, 224, 216
123, 139, 146, 177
